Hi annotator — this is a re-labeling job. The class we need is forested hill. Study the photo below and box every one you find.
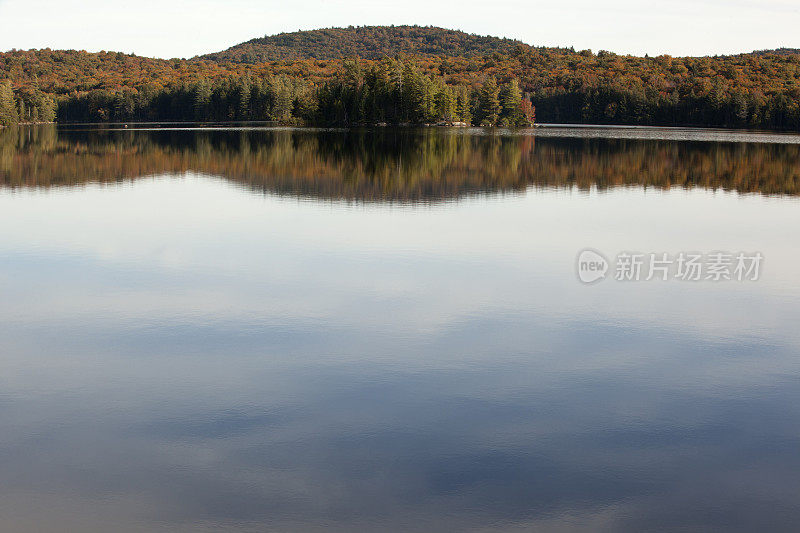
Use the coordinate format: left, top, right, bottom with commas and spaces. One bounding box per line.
2, 26, 800, 130
201, 26, 526, 62
752, 48, 800, 56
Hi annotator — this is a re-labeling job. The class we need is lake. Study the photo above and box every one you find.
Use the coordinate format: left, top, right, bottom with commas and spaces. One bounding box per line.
1, 125, 800, 532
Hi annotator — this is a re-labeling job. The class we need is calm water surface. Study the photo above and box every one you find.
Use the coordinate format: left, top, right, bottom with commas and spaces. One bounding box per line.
1, 126, 800, 531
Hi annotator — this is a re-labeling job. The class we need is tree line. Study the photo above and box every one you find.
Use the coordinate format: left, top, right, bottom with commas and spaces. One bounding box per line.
0, 81, 56, 126
55, 59, 535, 127
315, 59, 532, 126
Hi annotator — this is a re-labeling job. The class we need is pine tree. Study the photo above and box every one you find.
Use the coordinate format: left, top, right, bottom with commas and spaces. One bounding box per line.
39, 93, 56, 122
270, 76, 294, 121
0, 82, 19, 126
421, 76, 436, 122
455, 87, 472, 125
192, 81, 212, 121
499, 78, 523, 126
401, 63, 425, 123
238, 77, 251, 120
433, 83, 455, 122
477, 77, 500, 126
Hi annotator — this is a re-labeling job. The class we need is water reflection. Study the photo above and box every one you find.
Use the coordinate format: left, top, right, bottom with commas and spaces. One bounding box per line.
2, 125, 800, 199
1, 127, 800, 531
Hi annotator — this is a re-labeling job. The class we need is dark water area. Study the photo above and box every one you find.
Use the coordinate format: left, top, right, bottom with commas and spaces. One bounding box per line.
1, 125, 799, 531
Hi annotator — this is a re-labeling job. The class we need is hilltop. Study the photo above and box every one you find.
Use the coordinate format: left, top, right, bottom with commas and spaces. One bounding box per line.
752, 48, 800, 56
201, 25, 527, 63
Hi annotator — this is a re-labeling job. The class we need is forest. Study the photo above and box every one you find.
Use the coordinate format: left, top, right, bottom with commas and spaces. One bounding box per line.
203, 26, 525, 62
1, 26, 800, 129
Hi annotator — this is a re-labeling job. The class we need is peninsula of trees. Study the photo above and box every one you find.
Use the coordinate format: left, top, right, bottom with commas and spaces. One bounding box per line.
1, 25, 799, 130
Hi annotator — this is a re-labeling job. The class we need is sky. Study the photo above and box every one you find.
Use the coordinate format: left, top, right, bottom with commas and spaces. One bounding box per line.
0, 0, 798, 59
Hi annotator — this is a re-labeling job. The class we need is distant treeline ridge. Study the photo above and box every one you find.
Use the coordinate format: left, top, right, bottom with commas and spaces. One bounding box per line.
1, 25, 800, 129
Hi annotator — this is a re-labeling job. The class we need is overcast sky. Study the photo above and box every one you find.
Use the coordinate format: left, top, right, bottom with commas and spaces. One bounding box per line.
0, 0, 798, 59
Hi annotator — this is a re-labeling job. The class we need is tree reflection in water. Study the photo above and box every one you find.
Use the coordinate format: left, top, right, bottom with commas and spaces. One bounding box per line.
2, 125, 799, 200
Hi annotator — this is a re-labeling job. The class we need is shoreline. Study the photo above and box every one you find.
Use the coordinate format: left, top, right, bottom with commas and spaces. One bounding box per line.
9, 121, 800, 140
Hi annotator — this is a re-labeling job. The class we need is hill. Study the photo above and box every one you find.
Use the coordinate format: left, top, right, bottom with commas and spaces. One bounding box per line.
752, 48, 800, 56
2, 26, 800, 130
201, 25, 527, 63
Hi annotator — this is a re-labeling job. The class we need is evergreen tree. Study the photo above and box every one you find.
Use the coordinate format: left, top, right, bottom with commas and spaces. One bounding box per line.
113, 90, 136, 120
401, 63, 425, 123
455, 87, 472, 124
477, 77, 500, 126
0, 82, 19, 126
499, 78, 523, 126
192, 81, 212, 121
433, 82, 455, 122
238, 77, 252, 120
270, 76, 294, 120
39, 93, 56, 122
421, 76, 435, 122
